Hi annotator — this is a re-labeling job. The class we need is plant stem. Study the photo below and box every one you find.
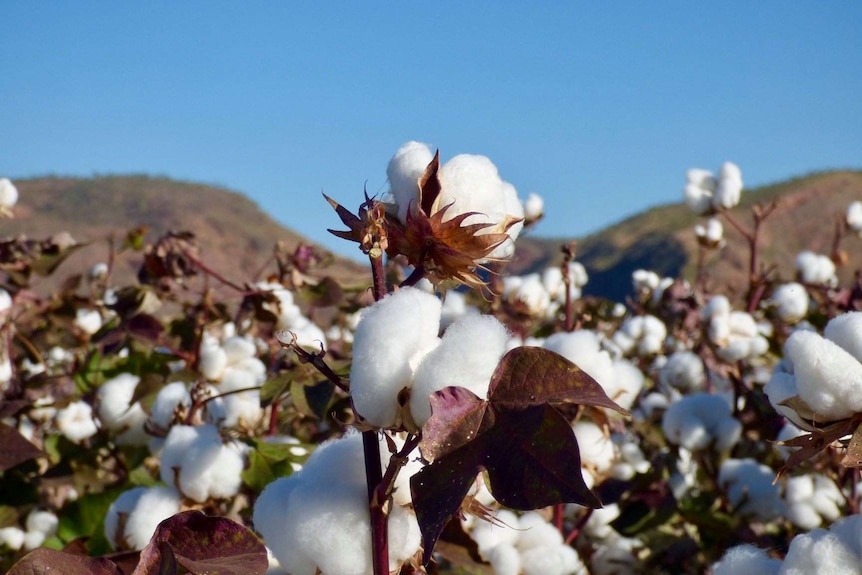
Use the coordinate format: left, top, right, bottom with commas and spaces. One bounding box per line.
366, 251, 389, 575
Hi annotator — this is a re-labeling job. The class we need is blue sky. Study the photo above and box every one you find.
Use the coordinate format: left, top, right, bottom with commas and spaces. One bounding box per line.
2, 2, 860, 259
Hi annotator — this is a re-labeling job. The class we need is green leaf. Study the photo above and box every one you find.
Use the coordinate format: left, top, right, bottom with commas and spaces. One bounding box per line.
259, 374, 291, 408
289, 380, 334, 419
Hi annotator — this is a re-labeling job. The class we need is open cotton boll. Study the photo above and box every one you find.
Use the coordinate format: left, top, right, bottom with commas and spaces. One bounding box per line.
659, 351, 706, 393
0, 178, 19, 212
485, 543, 521, 575
74, 308, 103, 335
796, 250, 837, 286
410, 314, 509, 428
784, 473, 843, 530
824, 311, 862, 362
523, 192, 544, 221
199, 338, 228, 381
544, 330, 615, 394
695, 217, 724, 245
573, 421, 614, 475
713, 162, 743, 210
712, 545, 781, 575
254, 433, 421, 575
387, 141, 435, 224
159, 424, 244, 502
684, 171, 715, 215
104, 486, 180, 551
503, 273, 552, 317
25, 510, 58, 539
471, 509, 520, 556
662, 393, 741, 452
521, 544, 586, 575
589, 535, 642, 575
781, 515, 862, 575
613, 315, 666, 357
439, 290, 478, 328
438, 153, 525, 260
771, 282, 809, 324
55, 400, 99, 443
717, 458, 784, 521
848, 201, 862, 235
351, 287, 442, 428
96, 373, 149, 445
785, 330, 862, 421
150, 381, 192, 429
516, 511, 563, 551
0, 526, 25, 551
608, 360, 644, 411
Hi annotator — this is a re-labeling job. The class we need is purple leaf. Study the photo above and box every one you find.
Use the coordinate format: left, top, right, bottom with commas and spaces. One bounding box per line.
489, 346, 628, 414
419, 386, 491, 463
8, 548, 122, 575
133, 511, 267, 575
0, 422, 43, 472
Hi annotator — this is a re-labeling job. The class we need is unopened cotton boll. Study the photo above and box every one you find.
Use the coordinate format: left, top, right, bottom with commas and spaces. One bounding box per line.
771, 282, 809, 324
662, 393, 741, 452
350, 287, 442, 428
55, 400, 99, 443
717, 458, 784, 521
712, 545, 781, 575
387, 141, 435, 224
410, 314, 509, 427
105, 486, 180, 551
97, 373, 149, 445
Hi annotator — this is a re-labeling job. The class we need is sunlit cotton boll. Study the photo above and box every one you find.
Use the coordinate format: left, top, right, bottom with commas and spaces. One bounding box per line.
712, 545, 781, 575
74, 308, 103, 335
0, 526, 25, 551
683, 168, 716, 215
159, 424, 244, 503
96, 372, 149, 445
662, 392, 741, 452
781, 514, 862, 575
437, 153, 525, 260
350, 287, 442, 428
770, 282, 810, 324
573, 421, 614, 476
503, 273, 552, 317
410, 314, 509, 428
658, 351, 706, 393
523, 192, 544, 222
386, 141, 435, 224
847, 201, 862, 235
612, 315, 667, 357
150, 381, 192, 430
796, 250, 837, 287
717, 458, 785, 521
784, 473, 844, 530
695, 218, 724, 247
253, 433, 421, 575
104, 486, 180, 551
0, 178, 18, 213
713, 162, 743, 210
55, 400, 99, 443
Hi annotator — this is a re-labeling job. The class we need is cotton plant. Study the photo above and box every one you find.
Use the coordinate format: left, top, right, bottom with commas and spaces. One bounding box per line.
769, 282, 810, 324
631, 269, 673, 306
502, 262, 589, 320
199, 332, 267, 429
795, 250, 838, 287
703, 295, 769, 363
656, 350, 707, 395
683, 162, 743, 215
255, 280, 327, 349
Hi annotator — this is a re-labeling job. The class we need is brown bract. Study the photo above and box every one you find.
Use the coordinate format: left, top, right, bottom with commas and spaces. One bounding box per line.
326, 152, 522, 291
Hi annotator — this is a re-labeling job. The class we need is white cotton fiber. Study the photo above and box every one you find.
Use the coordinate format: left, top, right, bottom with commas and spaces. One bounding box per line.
25, 510, 58, 538
524, 192, 544, 221
253, 432, 421, 575
573, 421, 614, 474
410, 314, 508, 427
0, 527, 25, 551
96, 372, 149, 445
659, 351, 706, 392
771, 283, 810, 324
544, 331, 616, 399
662, 393, 740, 451
781, 526, 859, 575
516, 511, 563, 551
55, 400, 99, 443
105, 486, 180, 551
784, 473, 843, 530
159, 424, 244, 502
785, 330, 862, 421
824, 311, 862, 362
848, 201, 862, 235
712, 545, 781, 575
351, 287, 442, 428
717, 458, 784, 521
471, 509, 520, 555
387, 141, 434, 223
0, 178, 19, 210
150, 381, 192, 429
486, 543, 521, 575
796, 251, 837, 286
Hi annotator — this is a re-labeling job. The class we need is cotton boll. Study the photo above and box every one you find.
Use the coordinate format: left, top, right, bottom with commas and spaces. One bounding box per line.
771, 282, 810, 324
161, 424, 243, 502
516, 511, 563, 551
199, 339, 228, 381
22, 530, 46, 550
485, 543, 521, 575
712, 545, 781, 575
659, 351, 706, 392
387, 141, 435, 224
150, 381, 192, 429
0, 178, 19, 212
717, 458, 784, 521
503, 273, 552, 317
796, 250, 837, 286
573, 421, 614, 475
25, 509, 58, 541
0, 526, 25, 550
75, 308, 103, 335
105, 486, 180, 551
471, 509, 520, 555
785, 474, 843, 530
785, 330, 862, 421
351, 287, 442, 428
524, 192, 544, 221
439, 290, 478, 328
662, 393, 741, 452
410, 314, 508, 428
607, 360, 644, 411
824, 311, 862, 363
521, 544, 585, 575
438, 153, 525, 260
96, 373, 149, 445
55, 400, 99, 443
848, 201, 862, 235
781, 526, 859, 575
589, 535, 642, 575
684, 182, 713, 215
714, 164, 743, 210
583, 503, 621, 540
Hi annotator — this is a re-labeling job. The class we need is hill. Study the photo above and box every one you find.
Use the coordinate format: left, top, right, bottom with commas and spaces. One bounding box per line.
3, 175, 366, 292
510, 170, 862, 303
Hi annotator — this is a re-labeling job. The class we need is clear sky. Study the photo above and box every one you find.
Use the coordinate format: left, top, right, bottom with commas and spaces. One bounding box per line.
2, 2, 860, 260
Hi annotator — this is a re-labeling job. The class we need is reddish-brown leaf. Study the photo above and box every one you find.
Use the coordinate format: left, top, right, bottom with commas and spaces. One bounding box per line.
0, 422, 43, 472
8, 548, 122, 575
419, 386, 492, 463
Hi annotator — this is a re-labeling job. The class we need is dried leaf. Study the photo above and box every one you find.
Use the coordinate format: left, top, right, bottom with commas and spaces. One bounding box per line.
841, 422, 862, 467
777, 417, 860, 479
